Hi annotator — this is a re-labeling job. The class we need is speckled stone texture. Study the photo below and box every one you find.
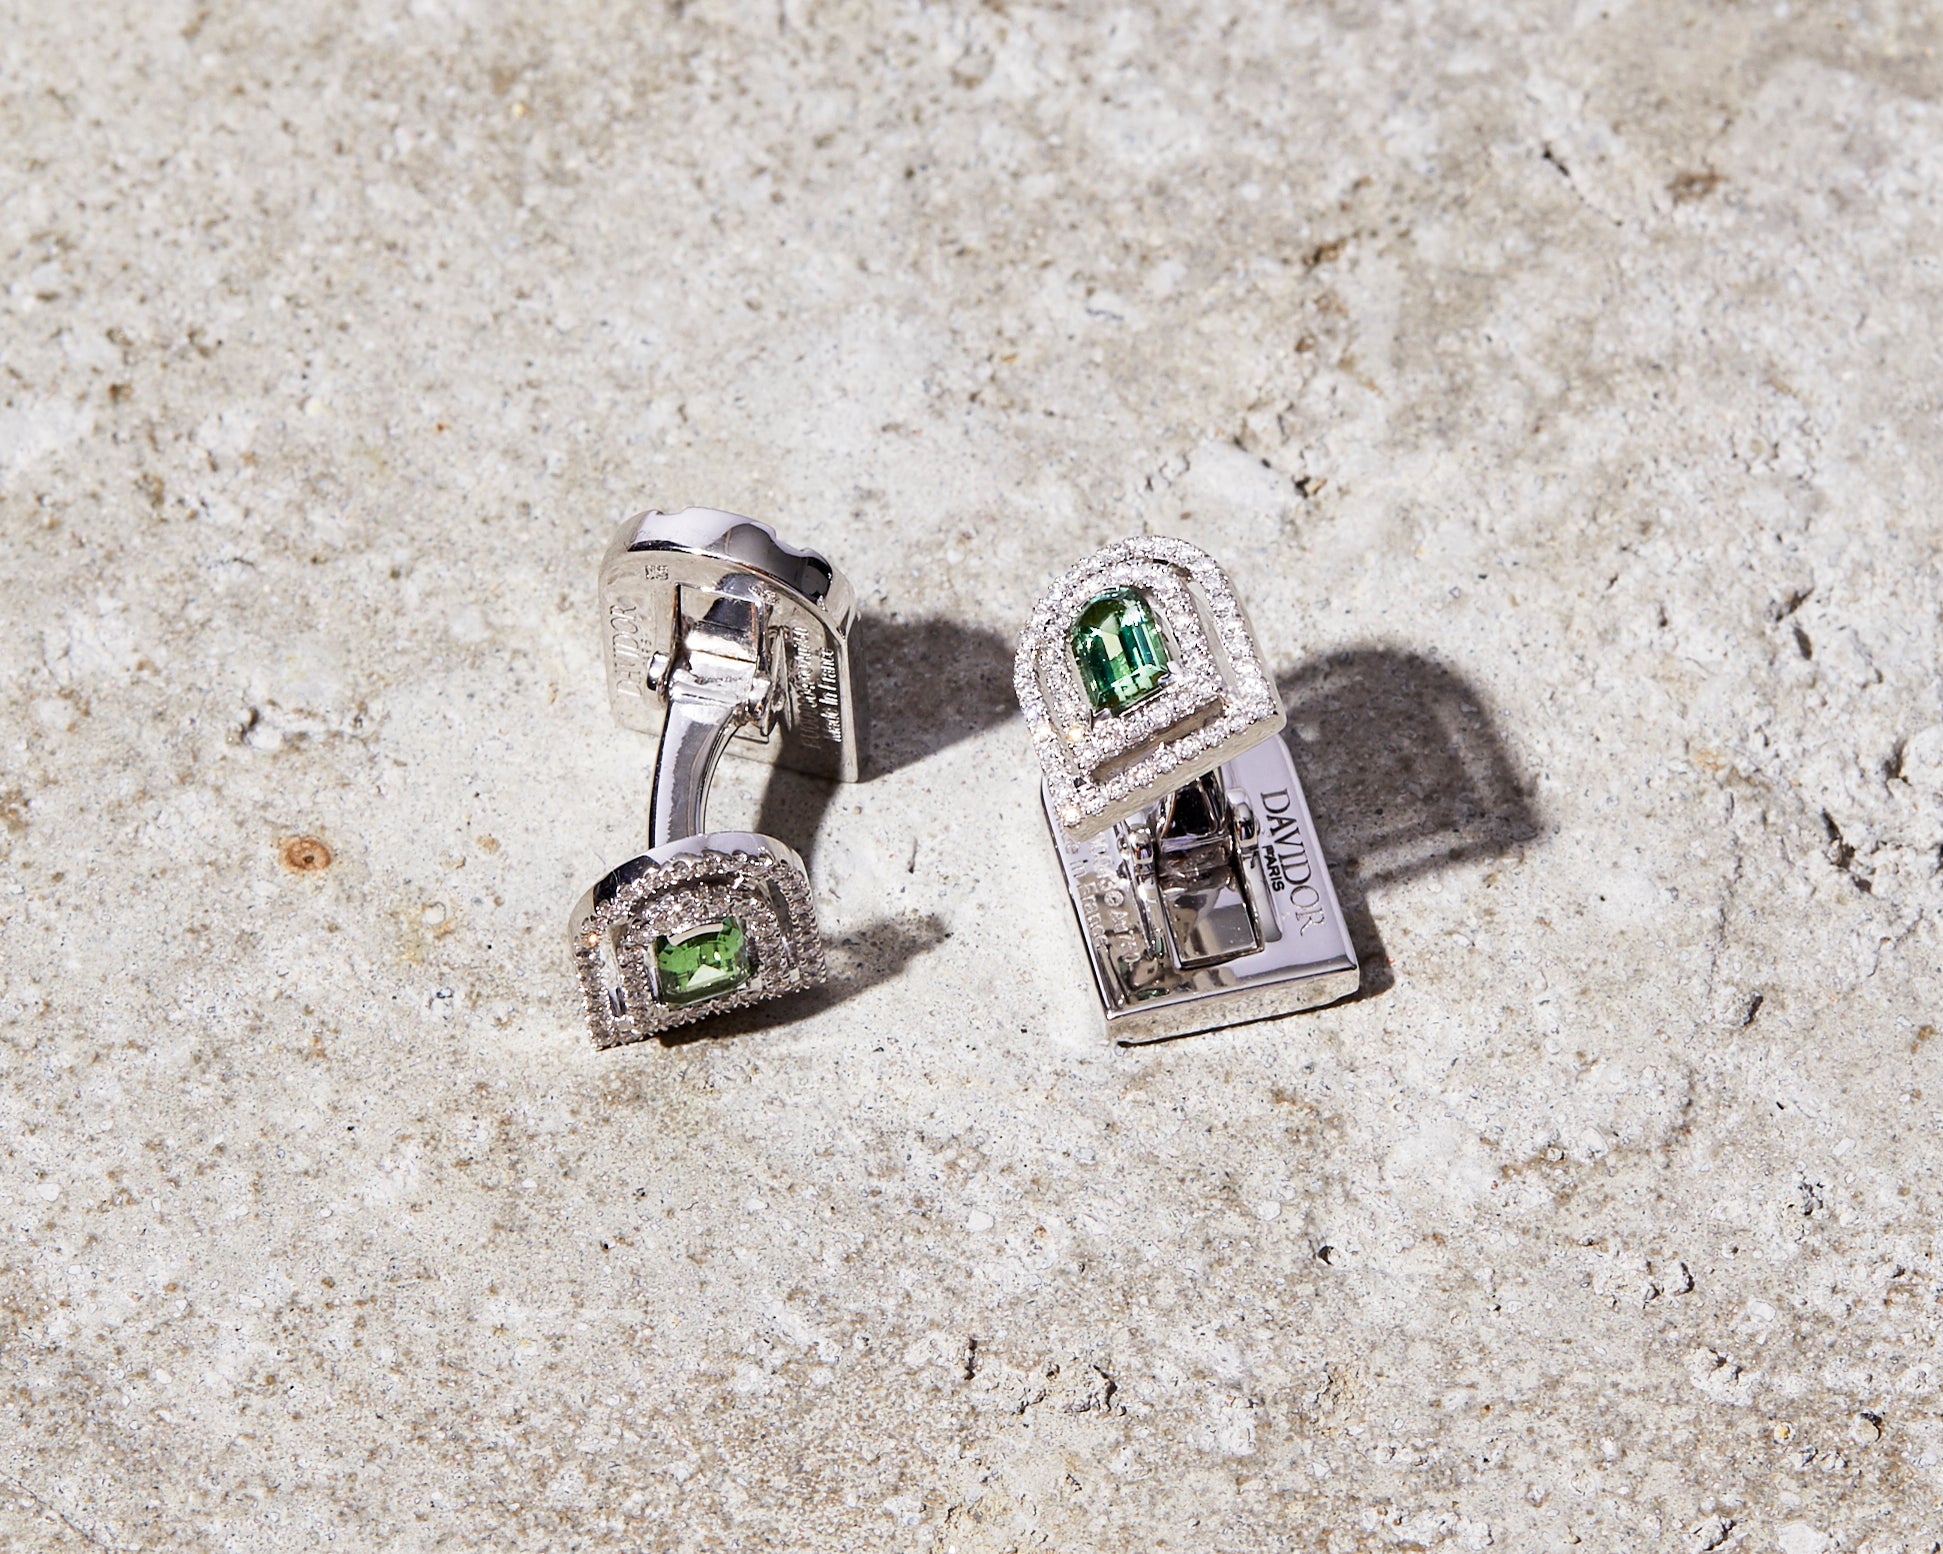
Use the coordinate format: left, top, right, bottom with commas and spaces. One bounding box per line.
3, 2, 1942, 1549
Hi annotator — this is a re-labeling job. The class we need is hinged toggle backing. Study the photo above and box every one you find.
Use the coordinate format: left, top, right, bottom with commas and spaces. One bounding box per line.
601, 507, 861, 784
1044, 734, 1359, 1043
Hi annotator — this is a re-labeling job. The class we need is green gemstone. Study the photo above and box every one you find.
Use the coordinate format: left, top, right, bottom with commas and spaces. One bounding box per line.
652, 917, 751, 1006
1069, 587, 1171, 714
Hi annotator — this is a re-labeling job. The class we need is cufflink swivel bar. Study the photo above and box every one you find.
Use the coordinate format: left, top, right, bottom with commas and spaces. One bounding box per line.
603, 507, 862, 800
1043, 735, 1359, 1043
646, 574, 779, 850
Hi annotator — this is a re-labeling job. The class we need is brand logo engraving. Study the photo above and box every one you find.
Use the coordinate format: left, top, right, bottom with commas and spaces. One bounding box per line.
609, 599, 652, 699
1258, 788, 1328, 934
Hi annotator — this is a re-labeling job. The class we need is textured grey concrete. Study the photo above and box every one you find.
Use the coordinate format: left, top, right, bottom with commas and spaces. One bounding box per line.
3, 1, 1942, 1549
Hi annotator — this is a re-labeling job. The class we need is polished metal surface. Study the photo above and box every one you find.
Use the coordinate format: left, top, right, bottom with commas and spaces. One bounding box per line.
647, 694, 742, 852
570, 507, 859, 1047
601, 506, 861, 783
1044, 735, 1360, 1042
1017, 536, 1354, 1040
1150, 773, 1266, 969
1014, 536, 1284, 836
645, 569, 773, 849
569, 833, 825, 1048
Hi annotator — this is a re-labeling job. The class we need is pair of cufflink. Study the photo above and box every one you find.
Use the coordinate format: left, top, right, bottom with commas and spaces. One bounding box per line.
568, 508, 1358, 1049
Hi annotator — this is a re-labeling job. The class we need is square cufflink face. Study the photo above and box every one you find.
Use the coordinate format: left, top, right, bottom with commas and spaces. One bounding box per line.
1014, 536, 1285, 836
569, 835, 827, 1048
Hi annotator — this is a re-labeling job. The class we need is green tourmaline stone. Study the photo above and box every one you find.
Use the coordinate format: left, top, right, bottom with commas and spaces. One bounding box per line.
652, 917, 751, 1006
1069, 587, 1171, 714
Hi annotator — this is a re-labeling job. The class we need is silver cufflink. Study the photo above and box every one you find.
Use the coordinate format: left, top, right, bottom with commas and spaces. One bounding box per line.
1015, 536, 1358, 1042
568, 508, 861, 1047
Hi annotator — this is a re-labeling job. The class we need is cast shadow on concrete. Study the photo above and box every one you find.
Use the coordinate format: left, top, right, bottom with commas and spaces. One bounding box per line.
854, 614, 1018, 781
1277, 647, 1542, 1002
651, 913, 950, 1046
754, 614, 1015, 861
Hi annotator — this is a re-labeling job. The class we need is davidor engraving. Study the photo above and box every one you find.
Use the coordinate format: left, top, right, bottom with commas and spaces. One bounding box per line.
609, 599, 653, 699
1259, 788, 1327, 933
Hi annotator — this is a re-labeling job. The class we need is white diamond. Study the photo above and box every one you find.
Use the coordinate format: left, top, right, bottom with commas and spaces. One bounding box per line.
571, 845, 825, 1047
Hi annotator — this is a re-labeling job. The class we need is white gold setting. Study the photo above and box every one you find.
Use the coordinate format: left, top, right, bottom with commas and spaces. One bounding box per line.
1015, 536, 1284, 835
567, 508, 859, 1049
1014, 536, 1359, 1041
571, 839, 825, 1048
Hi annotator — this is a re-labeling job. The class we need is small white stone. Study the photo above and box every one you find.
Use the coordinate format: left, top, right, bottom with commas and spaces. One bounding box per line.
1902, 726, 1943, 795
1777, 1522, 1830, 1554
966, 1210, 994, 1232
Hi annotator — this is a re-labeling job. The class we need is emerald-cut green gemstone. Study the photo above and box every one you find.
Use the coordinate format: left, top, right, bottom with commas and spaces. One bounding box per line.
1069, 587, 1171, 714
652, 917, 751, 1006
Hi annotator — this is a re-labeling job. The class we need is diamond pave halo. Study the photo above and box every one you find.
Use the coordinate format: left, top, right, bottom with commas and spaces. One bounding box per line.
566, 508, 860, 1049
1014, 536, 1285, 836
570, 834, 827, 1047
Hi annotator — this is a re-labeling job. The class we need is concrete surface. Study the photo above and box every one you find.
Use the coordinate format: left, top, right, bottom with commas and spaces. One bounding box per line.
3, 1, 1942, 1548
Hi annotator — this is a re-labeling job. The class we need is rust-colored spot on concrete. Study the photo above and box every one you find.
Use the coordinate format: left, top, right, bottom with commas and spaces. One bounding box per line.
280, 835, 334, 874
1670, 168, 1722, 203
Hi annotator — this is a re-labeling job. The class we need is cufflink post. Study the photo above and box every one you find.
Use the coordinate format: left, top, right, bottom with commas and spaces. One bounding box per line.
568, 508, 860, 1048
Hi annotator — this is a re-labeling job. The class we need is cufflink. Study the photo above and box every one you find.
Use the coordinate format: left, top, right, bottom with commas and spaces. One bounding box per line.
568, 508, 861, 1047
1015, 536, 1358, 1042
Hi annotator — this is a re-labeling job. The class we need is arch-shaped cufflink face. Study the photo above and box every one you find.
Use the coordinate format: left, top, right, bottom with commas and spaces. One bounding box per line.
569, 834, 826, 1047
1014, 536, 1284, 836
1015, 536, 1358, 1042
